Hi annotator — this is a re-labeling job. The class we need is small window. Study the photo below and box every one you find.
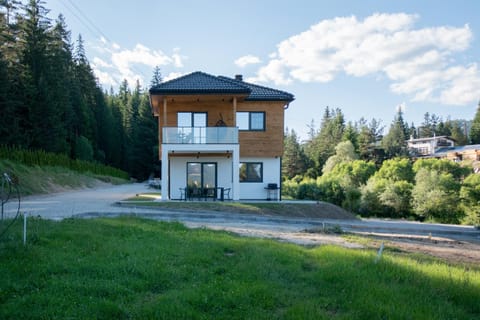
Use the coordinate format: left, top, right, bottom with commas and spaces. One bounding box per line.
239, 162, 263, 182
236, 112, 265, 131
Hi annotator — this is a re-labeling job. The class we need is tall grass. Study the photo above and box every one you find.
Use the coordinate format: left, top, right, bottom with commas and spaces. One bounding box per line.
0, 145, 128, 179
0, 217, 478, 319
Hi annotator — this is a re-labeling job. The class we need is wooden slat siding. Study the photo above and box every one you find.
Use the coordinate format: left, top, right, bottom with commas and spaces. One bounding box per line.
238, 101, 286, 157
163, 99, 236, 127
151, 95, 287, 159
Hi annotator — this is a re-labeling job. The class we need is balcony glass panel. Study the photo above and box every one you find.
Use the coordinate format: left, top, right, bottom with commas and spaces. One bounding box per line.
163, 127, 238, 144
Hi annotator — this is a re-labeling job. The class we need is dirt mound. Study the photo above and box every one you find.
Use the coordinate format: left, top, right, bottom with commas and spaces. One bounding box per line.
258, 202, 358, 220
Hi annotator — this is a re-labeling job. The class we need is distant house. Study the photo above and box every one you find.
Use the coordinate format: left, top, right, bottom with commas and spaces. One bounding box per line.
407, 135, 480, 164
407, 136, 455, 157
149, 71, 294, 201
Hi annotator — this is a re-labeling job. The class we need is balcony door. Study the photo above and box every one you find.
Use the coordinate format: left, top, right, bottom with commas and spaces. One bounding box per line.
178, 112, 207, 143
187, 162, 217, 190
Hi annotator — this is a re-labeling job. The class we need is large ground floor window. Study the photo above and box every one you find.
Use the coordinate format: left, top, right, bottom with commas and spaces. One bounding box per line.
187, 162, 217, 189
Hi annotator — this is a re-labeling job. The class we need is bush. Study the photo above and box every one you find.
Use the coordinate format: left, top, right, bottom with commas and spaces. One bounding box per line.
412, 168, 464, 223
460, 173, 480, 225
74, 136, 94, 162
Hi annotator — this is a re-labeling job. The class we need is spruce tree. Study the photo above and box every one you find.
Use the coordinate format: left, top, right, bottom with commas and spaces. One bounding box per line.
382, 109, 408, 158
282, 129, 308, 179
470, 101, 480, 144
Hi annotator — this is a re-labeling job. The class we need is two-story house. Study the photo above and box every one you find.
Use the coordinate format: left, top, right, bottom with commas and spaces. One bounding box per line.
407, 136, 455, 156
149, 71, 294, 201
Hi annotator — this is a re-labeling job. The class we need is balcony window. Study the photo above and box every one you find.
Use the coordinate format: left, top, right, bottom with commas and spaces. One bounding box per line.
178, 112, 207, 127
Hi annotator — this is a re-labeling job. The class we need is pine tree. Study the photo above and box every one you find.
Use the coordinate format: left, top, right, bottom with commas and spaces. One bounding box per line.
470, 101, 480, 144
150, 65, 163, 87
382, 110, 408, 158
305, 106, 345, 176
282, 129, 308, 179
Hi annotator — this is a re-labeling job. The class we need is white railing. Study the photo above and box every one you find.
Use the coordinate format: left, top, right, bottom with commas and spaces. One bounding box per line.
163, 127, 238, 144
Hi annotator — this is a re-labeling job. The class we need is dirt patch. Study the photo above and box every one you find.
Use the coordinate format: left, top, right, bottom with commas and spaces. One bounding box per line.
125, 200, 359, 220
258, 202, 358, 220
349, 232, 480, 265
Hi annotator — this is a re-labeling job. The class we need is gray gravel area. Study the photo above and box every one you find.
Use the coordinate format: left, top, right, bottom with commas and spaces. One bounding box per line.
3, 183, 479, 247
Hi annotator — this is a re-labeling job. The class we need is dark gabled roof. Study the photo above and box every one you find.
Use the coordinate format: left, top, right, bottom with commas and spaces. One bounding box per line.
217, 76, 294, 102
149, 71, 250, 95
149, 71, 294, 102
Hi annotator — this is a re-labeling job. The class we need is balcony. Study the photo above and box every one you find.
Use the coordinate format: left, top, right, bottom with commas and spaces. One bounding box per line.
163, 127, 238, 144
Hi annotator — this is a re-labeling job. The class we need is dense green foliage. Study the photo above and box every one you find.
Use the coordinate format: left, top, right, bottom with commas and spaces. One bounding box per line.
282, 104, 478, 224
283, 144, 476, 224
0, 146, 128, 180
1, 217, 479, 319
0, 1, 158, 180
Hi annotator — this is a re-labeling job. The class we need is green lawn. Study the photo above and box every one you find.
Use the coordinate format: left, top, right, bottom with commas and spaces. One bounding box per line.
0, 217, 479, 319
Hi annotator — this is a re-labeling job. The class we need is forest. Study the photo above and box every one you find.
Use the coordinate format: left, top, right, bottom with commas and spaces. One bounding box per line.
0, 0, 159, 181
1, 1, 479, 225
282, 106, 480, 225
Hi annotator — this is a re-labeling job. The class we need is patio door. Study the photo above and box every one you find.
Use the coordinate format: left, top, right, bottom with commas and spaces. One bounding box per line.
187, 162, 217, 189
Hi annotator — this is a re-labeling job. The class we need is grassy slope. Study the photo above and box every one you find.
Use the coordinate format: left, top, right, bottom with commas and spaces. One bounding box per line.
121, 196, 357, 220
0, 217, 478, 319
0, 159, 127, 196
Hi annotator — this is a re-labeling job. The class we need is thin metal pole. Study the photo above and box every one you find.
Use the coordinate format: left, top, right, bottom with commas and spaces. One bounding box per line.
23, 213, 27, 246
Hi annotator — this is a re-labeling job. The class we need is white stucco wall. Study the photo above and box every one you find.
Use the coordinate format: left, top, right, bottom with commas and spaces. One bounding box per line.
169, 156, 234, 200
239, 157, 281, 200
168, 156, 281, 200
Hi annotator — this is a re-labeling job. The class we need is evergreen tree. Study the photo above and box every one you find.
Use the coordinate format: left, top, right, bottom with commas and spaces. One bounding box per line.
342, 121, 358, 152
382, 109, 408, 158
282, 129, 308, 179
470, 101, 480, 144
305, 106, 345, 176
357, 117, 384, 162
446, 120, 468, 145
150, 65, 163, 87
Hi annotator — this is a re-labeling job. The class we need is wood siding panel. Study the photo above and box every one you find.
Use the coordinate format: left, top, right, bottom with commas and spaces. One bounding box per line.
238, 101, 285, 157
153, 95, 287, 159
163, 99, 235, 127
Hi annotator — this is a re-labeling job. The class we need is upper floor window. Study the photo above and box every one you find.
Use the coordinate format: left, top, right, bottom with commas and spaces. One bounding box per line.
237, 112, 265, 131
178, 112, 207, 127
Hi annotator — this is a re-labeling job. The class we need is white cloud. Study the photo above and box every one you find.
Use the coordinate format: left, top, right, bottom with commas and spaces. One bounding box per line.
90, 39, 186, 89
250, 13, 480, 106
92, 57, 112, 69
164, 72, 185, 82
234, 54, 262, 68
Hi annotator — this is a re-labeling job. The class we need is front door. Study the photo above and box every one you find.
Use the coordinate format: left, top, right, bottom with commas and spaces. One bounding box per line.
187, 162, 217, 198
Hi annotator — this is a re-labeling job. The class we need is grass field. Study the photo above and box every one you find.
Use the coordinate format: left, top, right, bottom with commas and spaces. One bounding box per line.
0, 217, 479, 319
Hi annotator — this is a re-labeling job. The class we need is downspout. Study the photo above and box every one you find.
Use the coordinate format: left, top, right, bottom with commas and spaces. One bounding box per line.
279, 156, 282, 201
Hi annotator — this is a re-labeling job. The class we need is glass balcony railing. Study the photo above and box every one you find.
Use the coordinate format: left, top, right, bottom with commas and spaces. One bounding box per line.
163, 127, 238, 144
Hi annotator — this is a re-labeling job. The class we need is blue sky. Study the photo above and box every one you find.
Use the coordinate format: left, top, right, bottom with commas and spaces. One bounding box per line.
44, 0, 480, 139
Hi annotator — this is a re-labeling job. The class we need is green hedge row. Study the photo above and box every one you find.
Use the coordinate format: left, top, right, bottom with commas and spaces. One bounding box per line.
0, 146, 129, 180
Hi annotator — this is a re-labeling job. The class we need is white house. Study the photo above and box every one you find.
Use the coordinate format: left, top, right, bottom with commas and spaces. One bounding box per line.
149, 72, 294, 201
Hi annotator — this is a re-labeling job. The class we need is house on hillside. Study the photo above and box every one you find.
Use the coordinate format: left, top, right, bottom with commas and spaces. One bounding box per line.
407, 136, 455, 157
149, 72, 294, 201
407, 135, 480, 169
